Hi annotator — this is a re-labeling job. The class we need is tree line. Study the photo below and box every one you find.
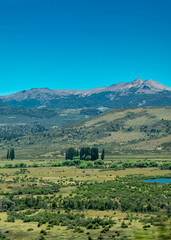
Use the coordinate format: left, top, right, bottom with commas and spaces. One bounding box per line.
65, 147, 105, 161
6, 148, 15, 160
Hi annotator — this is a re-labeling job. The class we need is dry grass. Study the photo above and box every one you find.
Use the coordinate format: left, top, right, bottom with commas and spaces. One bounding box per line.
0, 151, 170, 239
129, 134, 171, 150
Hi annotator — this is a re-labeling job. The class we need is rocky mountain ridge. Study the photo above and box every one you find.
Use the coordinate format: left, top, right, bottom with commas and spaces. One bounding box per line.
0, 79, 170, 109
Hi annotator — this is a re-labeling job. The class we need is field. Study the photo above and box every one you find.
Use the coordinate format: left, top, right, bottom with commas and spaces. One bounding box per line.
0, 152, 170, 240
0, 107, 171, 239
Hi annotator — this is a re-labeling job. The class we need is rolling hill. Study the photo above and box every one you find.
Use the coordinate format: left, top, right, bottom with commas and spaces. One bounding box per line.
2, 106, 171, 153
0, 105, 104, 140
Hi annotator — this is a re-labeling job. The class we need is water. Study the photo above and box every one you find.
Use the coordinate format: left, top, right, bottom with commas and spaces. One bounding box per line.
144, 178, 171, 183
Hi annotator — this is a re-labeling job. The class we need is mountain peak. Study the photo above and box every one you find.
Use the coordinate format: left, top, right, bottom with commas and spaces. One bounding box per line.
133, 78, 143, 84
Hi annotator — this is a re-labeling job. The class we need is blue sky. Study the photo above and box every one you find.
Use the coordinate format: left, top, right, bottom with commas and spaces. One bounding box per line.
0, 0, 171, 94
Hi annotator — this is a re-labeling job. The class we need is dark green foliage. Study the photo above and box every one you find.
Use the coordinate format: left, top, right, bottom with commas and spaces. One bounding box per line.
6, 215, 15, 222
63, 160, 81, 166
8, 211, 115, 231
85, 155, 91, 160
40, 230, 47, 235
65, 150, 68, 160
66, 148, 77, 160
90, 147, 99, 160
110, 163, 118, 168
80, 147, 91, 160
10, 148, 15, 160
122, 161, 158, 169
4, 163, 27, 168
32, 163, 40, 167
6, 148, 15, 160
0, 232, 6, 239
80, 147, 99, 161
52, 201, 57, 209
15, 182, 60, 196
37, 235, 45, 240
84, 147, 91, 158
0, 180, 60, 200
94, 159, 104, 165
101, 149, 105, 160
160, 162, 171, 170
27, 228, 34, 231
78, 161, 94, 169
0, 124, 46, 140
6, 149, 10, 159
121, 221, 128, 228
80, 147, 85, 160
51, 161, 62, 167
60, 176, 171, 213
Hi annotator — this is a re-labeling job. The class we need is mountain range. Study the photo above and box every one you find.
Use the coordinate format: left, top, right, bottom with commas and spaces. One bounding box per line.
0, 79, 171, 153
0, 79, 171, 109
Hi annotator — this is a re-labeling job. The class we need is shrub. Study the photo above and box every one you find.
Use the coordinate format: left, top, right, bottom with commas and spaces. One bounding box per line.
110, 163, 117, 168
94, 159, 104, 165
85, 155, 91, 161
121, 221, 128, 228
27, 228, 34, 231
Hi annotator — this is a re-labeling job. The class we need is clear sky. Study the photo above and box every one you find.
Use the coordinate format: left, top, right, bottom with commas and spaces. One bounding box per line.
0, 0, 171, 95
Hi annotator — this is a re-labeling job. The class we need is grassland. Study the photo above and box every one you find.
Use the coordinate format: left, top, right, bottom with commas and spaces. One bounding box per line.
0, 152, 170, 240
0, 106, 171, 239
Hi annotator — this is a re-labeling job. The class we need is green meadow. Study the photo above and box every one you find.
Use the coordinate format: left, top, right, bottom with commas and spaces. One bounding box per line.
0, 151, 170, 240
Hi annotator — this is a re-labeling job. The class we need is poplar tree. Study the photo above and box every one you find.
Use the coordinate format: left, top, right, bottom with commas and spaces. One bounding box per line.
66, 148, 77, 160
90, 147, 99, 160
7, 149, 10, 159
101, 149, 105, 160
10, 148, 15, 160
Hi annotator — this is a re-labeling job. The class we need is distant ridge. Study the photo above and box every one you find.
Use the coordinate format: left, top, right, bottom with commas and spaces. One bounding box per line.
0, 79, 171, 109
2, 106, 171, 152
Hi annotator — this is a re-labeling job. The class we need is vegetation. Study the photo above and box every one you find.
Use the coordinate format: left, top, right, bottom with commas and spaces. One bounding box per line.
65, 147, 78, 160
6, 148, 15, 160
101, 149, 105, 160
1, 107, 171, 153
0, 151, 170, 239
0, 105, 102, 131
0, 106, 170, 239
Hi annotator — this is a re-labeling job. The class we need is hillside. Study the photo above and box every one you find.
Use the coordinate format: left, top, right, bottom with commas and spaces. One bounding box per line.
0, 105, 104, 140
2, 106, 171, 153
0, 79, 171, 109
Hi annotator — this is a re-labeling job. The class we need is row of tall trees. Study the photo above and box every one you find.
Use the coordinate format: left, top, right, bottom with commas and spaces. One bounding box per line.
66, 147, 105, 161
80, 147, 99, 160
65, 148, 79, 160
7, 148, 15, 160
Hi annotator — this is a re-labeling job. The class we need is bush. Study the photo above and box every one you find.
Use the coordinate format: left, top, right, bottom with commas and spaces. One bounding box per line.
74, 227, 84, 233
51, 161, 61, 167
110, 163, 117, 168
85, 155, 91, 161
79, 162, 87, 169
94, 159, 104, 165
32, 163, 40, 167
160, 162, 171, 170
121, 221, 128, 228
40, 230, 47, 235
27, 228, 34, 231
